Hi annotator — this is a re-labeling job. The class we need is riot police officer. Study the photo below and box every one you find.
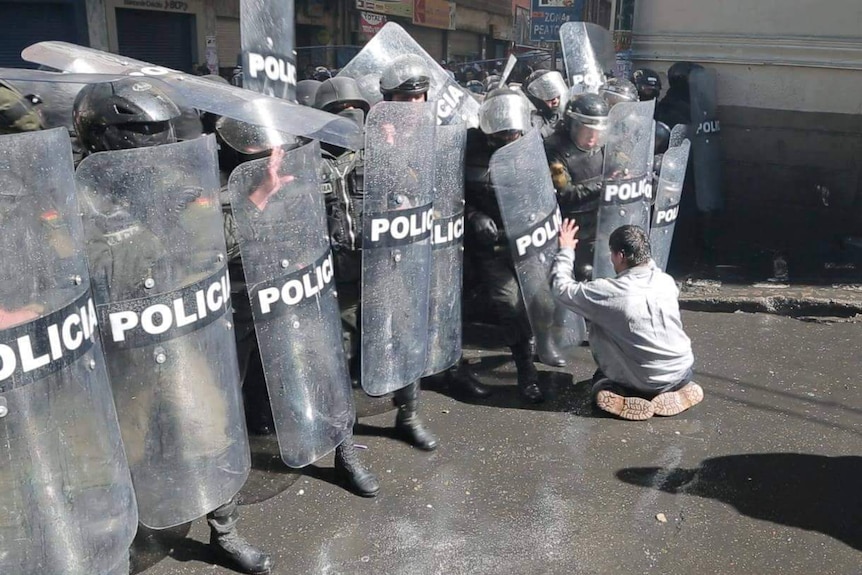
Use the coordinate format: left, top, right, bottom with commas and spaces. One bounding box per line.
523, 69, 569, 138
0, 79, 44, 134
632, 68, 662, 101
73, 78, 273, 575
296, 79, 322, 107
656, 61, 703, 128
544, 93, 610, 281
464, 87, 546, 401
599, 77, 639, 108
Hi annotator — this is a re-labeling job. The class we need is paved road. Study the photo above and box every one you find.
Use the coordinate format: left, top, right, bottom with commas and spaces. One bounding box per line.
136, 310, 862, 575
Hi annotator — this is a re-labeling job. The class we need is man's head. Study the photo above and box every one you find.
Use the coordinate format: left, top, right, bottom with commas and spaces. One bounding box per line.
479, 87, 532, 149
73, 78, 180, 152
524, 69, 569, 116
314, 76, 370, 127
631, 68, 662, 101
599, 77, 638, 108
0, 80, 45, 134
380, 55, 431, 103
609, 225, 652, 273
565, 93, 609, 152
666, 61, 704, 93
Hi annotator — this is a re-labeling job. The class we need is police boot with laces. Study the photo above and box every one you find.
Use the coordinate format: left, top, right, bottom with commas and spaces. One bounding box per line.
446, 362, 492, 398
208, 500, 273, 575
393, 381, 438, 451
334, 433, 380, 497
511, 340, 544, 403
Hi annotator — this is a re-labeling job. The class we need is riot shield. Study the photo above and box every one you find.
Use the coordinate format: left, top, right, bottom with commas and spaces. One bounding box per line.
689, 67, 723, 212
423, 124, 467, 377
337, 23, 480, 127
490, 129, 587, 361
228, 141, 354, 468
669, 122, 689, 149
76, 136, 250, 529
650, 139, 691, 272
361, 102, 436, 396
0, 128, 137, 575
593, 100, 656, 279
560, 22, 615, 95
17, 43, 361, 150
241, 0, 296, 101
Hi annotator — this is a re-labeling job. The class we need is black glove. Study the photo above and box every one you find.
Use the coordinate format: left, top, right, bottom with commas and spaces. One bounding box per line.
470, 213, 498, 246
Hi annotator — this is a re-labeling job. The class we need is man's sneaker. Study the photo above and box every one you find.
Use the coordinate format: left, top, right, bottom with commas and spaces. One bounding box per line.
651, 382, 704, 416
595, 389, 655, 421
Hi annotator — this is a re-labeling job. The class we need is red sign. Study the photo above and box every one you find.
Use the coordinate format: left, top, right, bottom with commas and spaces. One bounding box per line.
360, 11, 387, 40
414, 0, 454, 30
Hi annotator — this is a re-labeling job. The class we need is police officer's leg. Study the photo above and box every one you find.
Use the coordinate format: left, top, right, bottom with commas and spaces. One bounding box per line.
233, 284, 273, 435
480, 255, 543, 403
208, 496, 273, 574
334, 425, 380, 497
392, 379, 438, 451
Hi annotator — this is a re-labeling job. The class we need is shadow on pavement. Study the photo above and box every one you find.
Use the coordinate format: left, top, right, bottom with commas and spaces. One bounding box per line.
616, 453, 862, 551
237, 433, 302, 505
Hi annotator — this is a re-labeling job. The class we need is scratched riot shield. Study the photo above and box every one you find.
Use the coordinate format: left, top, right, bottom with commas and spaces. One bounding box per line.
0, 128, 137, 574
361, 102, 436, 396
14, 42, 360, 149
560, 22, 615, 95
424, 124, 468, 377
689, 66, 723, 211
650, 139, 691, 271
593, 100, 656, 279
490, 129, 587, 362
76, 136, 250, 529
241, 0, 296, 101
669, 122, 688, 148
228, 141, 354, 467
337, 22, 480, 127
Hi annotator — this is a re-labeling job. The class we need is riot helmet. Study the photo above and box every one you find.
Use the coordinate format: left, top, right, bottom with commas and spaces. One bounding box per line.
73, 78, 180, 152
599, 77, 638, 107
215, 116, 297, 156
0, 79, 45, 134
524, 69, 569, 115
314, 77, 370, 114
632, 68, 662, 101
483, 74, 502, 92
296, 79, 322, 107
466, 80, 484, 94
312, 66, 332, 81
654, 121, 671, 155
565, 93, 609, 152
479, 87, 532, 149
667, 61, 703, 91
380, 54, 430, 102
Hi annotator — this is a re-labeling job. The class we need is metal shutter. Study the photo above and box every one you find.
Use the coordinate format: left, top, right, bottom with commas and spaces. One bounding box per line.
447, 29, 481, 61
0, 2, 77, 68
401, 23, 445, 61
116, 8, 196, 73
216, 16, 241, 69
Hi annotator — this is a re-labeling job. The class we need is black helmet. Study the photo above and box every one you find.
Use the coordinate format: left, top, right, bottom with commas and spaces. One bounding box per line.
380, 55, 430, 100
312, 66, 332, 81
296, 79, 322, 107
654, 121, 671, 155
0, 79, 45, 134
314, 77, 370, 114
667, 62, 703, 90
565, 93, 610, 130
73, 78, 180, 153
631, 68, 662, 101
599, 77, 638, 107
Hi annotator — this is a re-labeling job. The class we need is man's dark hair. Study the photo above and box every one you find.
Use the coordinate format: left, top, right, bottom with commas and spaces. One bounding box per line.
609, 225, 652, 267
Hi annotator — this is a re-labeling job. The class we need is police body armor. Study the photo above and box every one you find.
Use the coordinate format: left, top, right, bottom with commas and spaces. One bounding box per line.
361, 101, 436, 396
689, 66, 723, 212
559, 22, 615, 95
76, 135, 250, 529
337, 22, 480, 127
544, 129, 605, 241
0, 128, 137, 574
650, 138, 691, 271
424, 124, 467, 376
490, 129, 587, 361
593, 100, 656, 279
228, 141, 354, 468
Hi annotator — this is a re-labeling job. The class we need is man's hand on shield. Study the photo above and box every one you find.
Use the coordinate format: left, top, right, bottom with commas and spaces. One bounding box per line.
0, 306, 40, 329
559, 218, 580, 251
248, 146, 296, 211
469, 212, 499, 246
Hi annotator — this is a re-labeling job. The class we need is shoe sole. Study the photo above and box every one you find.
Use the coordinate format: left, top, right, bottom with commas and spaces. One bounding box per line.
595, 390, 654, 421
652, 383, 704, 416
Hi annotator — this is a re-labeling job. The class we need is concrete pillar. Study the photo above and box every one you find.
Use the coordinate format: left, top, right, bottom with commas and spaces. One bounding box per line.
85, 0, 109, 50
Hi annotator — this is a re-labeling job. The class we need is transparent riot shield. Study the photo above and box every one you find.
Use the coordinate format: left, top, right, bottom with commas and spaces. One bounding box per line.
228, 141, 354, 468
560, 22, 615, 95
650, 139, 691, 272
424, 124, 468, 377
16, 42, 361, 150
689, 67, 724, 212
593, 100, 656, 279
361, 102, 436, 396
0, 128, 137, 575
76, 136, 250, 529
490, 129, 587, 361
337, 22, 480, 127
241, 0, 296, 101
669, 123, 689, 149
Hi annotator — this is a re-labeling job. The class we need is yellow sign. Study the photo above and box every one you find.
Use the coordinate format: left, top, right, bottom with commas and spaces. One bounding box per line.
356, 0, 413, 19
413, 0, 454, 30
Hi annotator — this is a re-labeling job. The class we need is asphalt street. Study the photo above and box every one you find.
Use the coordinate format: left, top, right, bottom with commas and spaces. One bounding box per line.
135, 310, 862, 575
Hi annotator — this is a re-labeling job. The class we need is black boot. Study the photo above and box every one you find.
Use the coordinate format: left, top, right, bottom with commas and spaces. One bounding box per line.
511, 340, 544, 403
208, 499, 273, 575
335, 432, 380, 497
446, 362, 492, 398
393, 381, 438, 451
